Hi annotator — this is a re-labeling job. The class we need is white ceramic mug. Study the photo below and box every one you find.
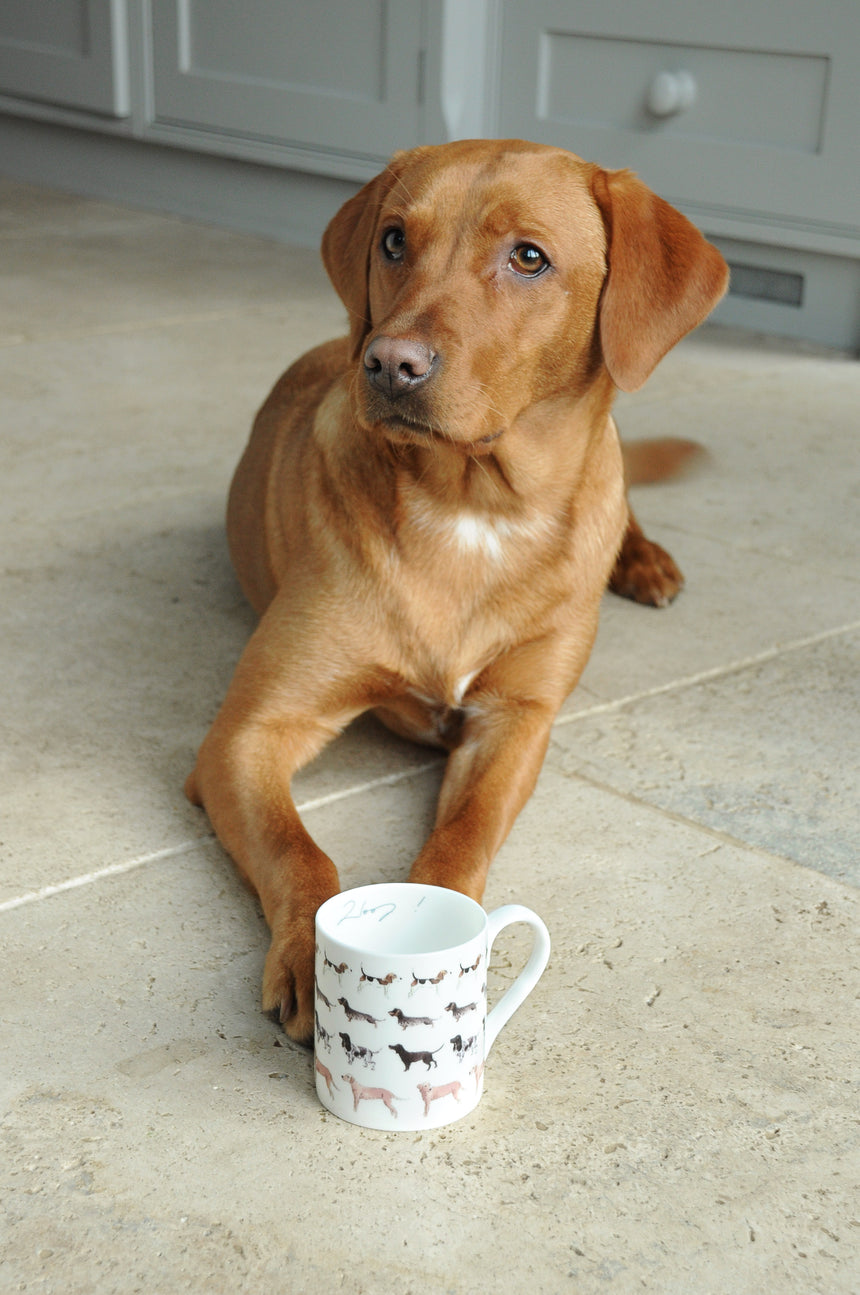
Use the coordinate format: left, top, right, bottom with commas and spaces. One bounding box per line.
313, 882, 551, 1130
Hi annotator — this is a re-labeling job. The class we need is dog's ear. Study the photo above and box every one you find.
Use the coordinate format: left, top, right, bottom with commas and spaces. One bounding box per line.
591, 168, 729, 392
321, 156, 410, 361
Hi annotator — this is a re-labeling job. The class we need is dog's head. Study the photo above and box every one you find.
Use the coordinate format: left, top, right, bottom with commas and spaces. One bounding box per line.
321, 139, 727, 451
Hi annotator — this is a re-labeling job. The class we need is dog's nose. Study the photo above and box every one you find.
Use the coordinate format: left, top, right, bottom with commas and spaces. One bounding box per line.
363, 335, 437, 397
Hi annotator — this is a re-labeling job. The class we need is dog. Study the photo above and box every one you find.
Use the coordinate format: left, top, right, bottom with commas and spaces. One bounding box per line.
388, 1007, 438, 1030
342, 1074, 400, 1117
358, 966, 398, 993
450, 1034, 478, 1060
314, 1011, 333, 1051
445, 1000, 478, 1022
417, 1080, 463, 1117
338, 1032, 380, 1069
314, 1057, 338, 1096
185, 138, 728, 1043
409, 970, 448, 992
337, 998, 381, 1027
389, 1043, 442, 1072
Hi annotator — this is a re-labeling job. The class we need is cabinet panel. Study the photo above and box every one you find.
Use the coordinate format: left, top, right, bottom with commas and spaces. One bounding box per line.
497, 1, 860, 235
151, 0, 423, 159
0, 0, 129, 117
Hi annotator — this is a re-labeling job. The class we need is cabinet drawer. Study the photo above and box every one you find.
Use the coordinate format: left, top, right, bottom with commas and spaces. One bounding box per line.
498, 1, 860, 238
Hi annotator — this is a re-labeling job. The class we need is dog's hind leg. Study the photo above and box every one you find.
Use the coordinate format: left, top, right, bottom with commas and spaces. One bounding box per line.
608, 508, 684, 607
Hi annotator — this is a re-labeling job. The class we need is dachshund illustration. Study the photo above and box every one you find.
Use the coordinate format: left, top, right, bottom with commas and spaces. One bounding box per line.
389, 1043, 442, 1072
389, 1007, 438, 1030
338, 997, 381, 1026
315, 983, 334, 1010
445, 1001, 478, 1022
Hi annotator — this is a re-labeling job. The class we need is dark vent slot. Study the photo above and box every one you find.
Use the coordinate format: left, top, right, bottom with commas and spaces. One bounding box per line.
727, 262, 804, 307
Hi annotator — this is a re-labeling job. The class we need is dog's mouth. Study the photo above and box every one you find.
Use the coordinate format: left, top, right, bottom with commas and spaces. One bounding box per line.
388, 418, 505, 456
381, 412, 442, 439
359, 369, 506, 454
475, 428, 504, 446
373, 411, 505, 455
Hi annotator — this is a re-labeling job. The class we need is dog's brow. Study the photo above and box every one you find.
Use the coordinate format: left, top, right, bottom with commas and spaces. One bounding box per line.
385, 165, 420, 207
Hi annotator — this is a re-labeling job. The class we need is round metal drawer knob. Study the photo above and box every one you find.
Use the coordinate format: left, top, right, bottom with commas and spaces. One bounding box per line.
647, 70, 698, 117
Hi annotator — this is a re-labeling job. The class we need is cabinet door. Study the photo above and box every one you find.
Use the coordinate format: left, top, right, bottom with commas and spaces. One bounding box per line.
0, 0, 129, 117
151, 1, 423, 159
496, 0, 860, 234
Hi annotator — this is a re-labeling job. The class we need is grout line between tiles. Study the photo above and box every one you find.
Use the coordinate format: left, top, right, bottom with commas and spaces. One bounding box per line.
555, 765, 815, 874
2, 618, 856, 916
0, 764, 443, 915
557, 619, 860, 727
295, 760, 442, 814
0, 840, 204, 914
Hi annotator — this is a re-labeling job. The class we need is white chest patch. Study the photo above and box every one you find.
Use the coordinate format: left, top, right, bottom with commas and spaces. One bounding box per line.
409, 501, 553, 562
451, 514, 508, 560
453, 669, 479, 704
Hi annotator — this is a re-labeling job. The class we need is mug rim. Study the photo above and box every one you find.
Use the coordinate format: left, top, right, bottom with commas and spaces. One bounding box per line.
315, 882, 487, 959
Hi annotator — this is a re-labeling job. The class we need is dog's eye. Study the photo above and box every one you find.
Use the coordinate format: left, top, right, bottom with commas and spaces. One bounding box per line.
509, 244, 549, 277
381, 228, 406, 261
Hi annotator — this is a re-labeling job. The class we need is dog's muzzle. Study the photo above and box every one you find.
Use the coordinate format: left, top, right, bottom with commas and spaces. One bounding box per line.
363, 335, 438, 399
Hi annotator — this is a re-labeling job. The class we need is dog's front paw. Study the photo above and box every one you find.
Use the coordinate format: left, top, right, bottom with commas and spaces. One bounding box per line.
262, 914, 319, 1046
609, 533, 684, 607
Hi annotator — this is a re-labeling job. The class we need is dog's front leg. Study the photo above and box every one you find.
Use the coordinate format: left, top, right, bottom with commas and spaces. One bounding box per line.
407, 626, 602, 899
187, 706, 342, 1043
406, 637, 573, 900
184, 601, 385, 1042
407, 694, 555, 900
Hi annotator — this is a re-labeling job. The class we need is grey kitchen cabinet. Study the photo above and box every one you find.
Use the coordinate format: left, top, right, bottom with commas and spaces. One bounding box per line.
149, 1, 423, 162
0, 0, 857, 347
0, 0, 130, 117
0, 0, 437, 176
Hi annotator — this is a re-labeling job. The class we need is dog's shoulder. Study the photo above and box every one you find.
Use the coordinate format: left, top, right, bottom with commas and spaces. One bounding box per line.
262, 336, 350, 413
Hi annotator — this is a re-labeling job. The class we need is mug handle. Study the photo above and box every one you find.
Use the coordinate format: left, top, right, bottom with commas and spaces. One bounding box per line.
484, 905, 551, 1056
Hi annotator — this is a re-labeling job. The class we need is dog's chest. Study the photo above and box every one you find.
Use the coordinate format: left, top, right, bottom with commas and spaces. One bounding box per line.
381, 495, 566, 703
401, 495, 558, 566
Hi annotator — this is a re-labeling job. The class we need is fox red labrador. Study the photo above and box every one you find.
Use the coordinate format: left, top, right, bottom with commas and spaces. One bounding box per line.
186, 139, 728, 1042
